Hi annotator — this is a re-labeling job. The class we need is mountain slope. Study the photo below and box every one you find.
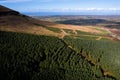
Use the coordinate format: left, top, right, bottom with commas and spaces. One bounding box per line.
0, 5, 60, 37
0, 5, 120, 80
0, 5, 110, 39
0, 5, 19, 16
1, 31, 118, 80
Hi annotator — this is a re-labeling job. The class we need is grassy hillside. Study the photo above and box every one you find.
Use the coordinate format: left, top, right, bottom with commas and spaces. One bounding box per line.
0, 6, 120, 80
0, 31, 117, 80
32, 16, 120, 41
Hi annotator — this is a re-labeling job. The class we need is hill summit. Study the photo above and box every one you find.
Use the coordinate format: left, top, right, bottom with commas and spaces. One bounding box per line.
0, 5, 37, 27
0, 5, 19, 16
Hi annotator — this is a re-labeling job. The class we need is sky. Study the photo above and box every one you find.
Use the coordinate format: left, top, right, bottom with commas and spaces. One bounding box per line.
0, 0, 120, 15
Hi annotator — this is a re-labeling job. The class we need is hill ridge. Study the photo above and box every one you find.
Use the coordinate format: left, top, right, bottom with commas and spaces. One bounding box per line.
0, 5, 20, 16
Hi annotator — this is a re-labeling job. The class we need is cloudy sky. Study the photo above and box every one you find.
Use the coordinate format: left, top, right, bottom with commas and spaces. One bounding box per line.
0, 0, 120, 15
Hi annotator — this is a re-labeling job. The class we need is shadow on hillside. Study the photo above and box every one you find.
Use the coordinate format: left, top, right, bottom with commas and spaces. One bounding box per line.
56, 19, 120, 28
105, 25, 120, 29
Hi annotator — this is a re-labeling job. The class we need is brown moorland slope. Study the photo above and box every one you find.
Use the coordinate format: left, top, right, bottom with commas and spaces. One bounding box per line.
0, 5, 112, 39
0, 5, 61, 36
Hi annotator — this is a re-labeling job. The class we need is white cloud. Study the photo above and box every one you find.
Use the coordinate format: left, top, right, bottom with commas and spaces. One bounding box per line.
19, 7, 120, 12
59, 8, 120, 11
59, 8, 120, 12
28, 8, 120, 12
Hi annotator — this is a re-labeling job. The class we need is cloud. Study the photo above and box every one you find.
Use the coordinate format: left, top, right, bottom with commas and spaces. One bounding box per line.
62, 8, 120, 12
26, 8, 120, 12
0, 0, 32, 3
58, 8, 120, 11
